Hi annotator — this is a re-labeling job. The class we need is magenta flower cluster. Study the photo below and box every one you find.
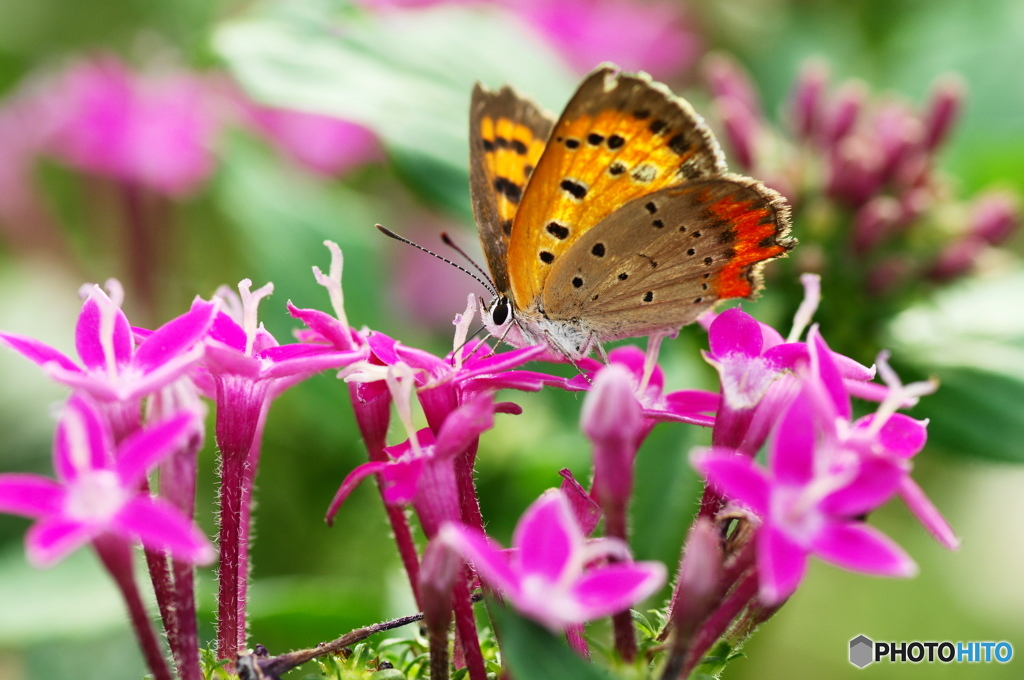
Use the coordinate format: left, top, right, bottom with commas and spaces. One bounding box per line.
0, 242, 956, 679
705, 55, 1019, 295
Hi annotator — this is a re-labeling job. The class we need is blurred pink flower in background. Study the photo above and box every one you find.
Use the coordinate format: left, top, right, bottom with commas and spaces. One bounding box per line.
356, 0, 701, 80
513, 0, 701, 79
241, 105, 382, 176
43, 55, 219, 197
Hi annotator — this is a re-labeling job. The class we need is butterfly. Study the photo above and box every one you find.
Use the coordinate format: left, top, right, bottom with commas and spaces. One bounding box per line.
470, 64, 794, 360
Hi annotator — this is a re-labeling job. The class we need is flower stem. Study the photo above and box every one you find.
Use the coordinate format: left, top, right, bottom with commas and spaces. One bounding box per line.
452, 577, 488, 680
679, 570, 759, 678
350, 387, 423, 605
604, 499, 637, 662
93, 534, 173, 680
566, 624, 590, 659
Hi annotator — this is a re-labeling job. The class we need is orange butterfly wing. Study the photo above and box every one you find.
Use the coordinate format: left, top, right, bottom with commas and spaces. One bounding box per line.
469, 84, 554, 295
505, 66, 727, 310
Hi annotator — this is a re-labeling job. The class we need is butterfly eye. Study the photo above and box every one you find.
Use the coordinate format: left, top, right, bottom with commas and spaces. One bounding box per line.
491, 298, 510, 326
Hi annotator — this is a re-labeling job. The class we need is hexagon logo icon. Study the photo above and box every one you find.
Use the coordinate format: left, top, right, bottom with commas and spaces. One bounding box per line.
849, 635, 874, 668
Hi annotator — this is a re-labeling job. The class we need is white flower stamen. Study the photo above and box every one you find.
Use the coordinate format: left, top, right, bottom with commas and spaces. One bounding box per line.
867, 351, 938, 436
313, 241, 349, 333
788, 273, 821, 342
451, 295, 476, 371
237, 279, 274, 356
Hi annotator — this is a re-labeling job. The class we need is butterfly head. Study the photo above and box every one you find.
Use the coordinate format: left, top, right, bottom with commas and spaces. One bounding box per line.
482, 294, 536, 350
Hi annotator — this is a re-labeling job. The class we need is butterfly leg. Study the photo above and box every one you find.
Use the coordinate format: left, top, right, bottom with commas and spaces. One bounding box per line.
640, 332, 671, 392
593, 335, 611, 365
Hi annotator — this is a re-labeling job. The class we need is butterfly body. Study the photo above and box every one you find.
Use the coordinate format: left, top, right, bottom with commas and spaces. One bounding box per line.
471, 66, 794, 360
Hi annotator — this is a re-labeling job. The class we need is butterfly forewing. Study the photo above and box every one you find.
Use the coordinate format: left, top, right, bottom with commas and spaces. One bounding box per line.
470, 84, 555, 295
505, 66, 727, 310
542, 177, 793, 341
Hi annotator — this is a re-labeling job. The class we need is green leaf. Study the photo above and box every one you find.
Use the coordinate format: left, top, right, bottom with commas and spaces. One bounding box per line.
886, 266, 1024, 462
214, 2, 576, 216
906, 366, 1024, 463
490, 604, 616, 680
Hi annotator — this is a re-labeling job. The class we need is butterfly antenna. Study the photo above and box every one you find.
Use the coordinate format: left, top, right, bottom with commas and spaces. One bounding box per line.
440, 232, 497, 293
376, 224, 497, 297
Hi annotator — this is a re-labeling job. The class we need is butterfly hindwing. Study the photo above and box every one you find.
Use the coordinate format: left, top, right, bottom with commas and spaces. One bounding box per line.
505, 66, 728, 310
470, 83, 555, 295
542, 176, 794, 340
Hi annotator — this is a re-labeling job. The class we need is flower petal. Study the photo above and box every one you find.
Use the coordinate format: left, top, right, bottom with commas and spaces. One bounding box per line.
434, 392, 496, 459
325, 461, 391, 524
112, 496, 215, 564
378, 457, 427, 506
132, 298, 217, 374
819, 457, 904, 516
770, 389, 818, 485
0, 474, 66, 517
559, 469, 601, 536
0, 332, 80, 373
855, 413, 928, 459
691, 448, 770, 516
568, 561, 667, 621
54, 395, 114, 482
75, 291, 132, 371
26, 516, 96, 567
115, 413, 195, 487
809, 520, 918, 577
708, 308, 763, 359
757, 524, 807, 605
207, 311, 247, 351
512, 490, 581, 583
437, 523, 520, 597
808, 327, 851, 420
899, 477, 959, 550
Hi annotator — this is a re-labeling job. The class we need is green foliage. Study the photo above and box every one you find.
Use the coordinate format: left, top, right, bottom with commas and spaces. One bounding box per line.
215, 2, 576, 220
490, 604, 616, 680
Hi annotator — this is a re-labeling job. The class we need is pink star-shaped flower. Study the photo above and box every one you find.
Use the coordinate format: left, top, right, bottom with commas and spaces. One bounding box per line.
438, 488, 666, 631
0, 394, 214, 567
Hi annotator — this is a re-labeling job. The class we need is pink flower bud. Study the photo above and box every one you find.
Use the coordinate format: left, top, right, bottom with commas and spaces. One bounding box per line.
823, 80, 867, 145
581, 363, 642, 510
717, 97, 760, 171
790, 60, 829, 141
705, 54, 762, 118
852, 196, 900, 254
927, 238, 985, 283
922, 74, 965, 152
969, 191, 1019, 245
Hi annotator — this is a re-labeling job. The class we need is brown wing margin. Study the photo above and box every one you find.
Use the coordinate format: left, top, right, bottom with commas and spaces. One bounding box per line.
469, 83, 555, 295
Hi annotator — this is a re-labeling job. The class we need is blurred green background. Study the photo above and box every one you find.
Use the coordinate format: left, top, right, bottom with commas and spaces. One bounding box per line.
0, 0, 1022, 678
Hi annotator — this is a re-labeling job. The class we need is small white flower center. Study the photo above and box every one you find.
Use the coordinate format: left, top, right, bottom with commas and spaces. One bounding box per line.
771, 485, 825, 545
65, 470, 128, 522
721, 355, 778, 410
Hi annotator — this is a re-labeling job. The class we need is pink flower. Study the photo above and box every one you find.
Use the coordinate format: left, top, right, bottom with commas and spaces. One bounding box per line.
45, 55, 218, 196
328, 387, 504, 531
514, 0, 701, 79
0, 281, 217, 439
245, 105, 382, 176
692, 386, 917, 606
438, 488, 665, 631
569, 345, 718, 430
691, 328, 951, 605
0, 394, 214, 567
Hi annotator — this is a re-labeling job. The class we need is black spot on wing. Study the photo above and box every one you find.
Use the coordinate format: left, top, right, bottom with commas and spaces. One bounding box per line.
493, 177, 522, 203
560, 179, 588, 199
546, 222, 569, 239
